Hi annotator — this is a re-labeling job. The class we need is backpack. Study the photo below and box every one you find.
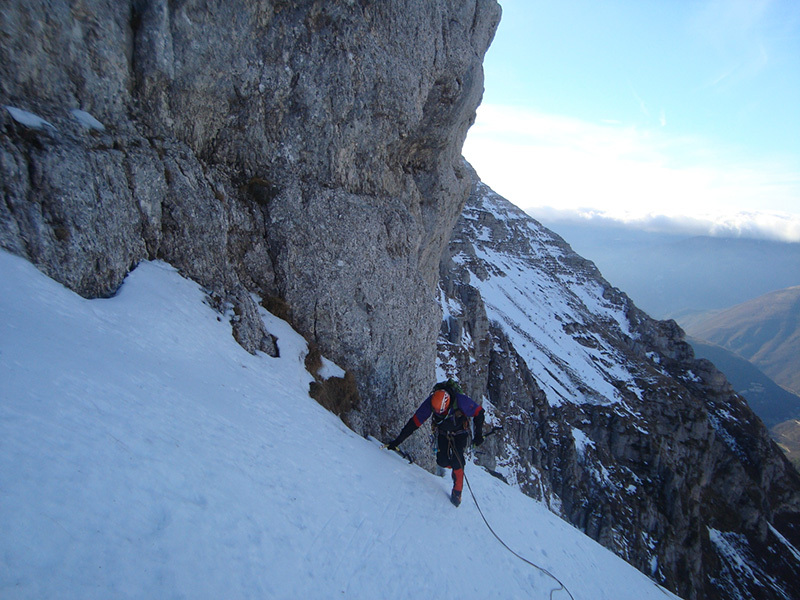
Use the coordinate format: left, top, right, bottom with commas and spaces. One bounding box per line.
432, 378, 463, 397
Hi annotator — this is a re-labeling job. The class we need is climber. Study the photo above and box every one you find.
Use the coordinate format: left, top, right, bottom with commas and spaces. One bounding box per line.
386, 379, 485, 507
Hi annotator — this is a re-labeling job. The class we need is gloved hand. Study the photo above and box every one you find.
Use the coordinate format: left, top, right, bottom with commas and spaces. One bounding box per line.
473, 434, 484, 448
387, 419, 416, 452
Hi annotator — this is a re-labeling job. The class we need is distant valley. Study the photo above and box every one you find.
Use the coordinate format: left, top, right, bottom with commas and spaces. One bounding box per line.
680, 286, 800, 397
773, 420, 800, 470
689, 337, 800, 469
682, 288, 800, 469
536, 220, 800, 320
688, 337, 800, 428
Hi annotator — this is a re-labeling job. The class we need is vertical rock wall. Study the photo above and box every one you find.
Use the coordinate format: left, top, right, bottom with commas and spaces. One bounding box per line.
0, 0, 501, 436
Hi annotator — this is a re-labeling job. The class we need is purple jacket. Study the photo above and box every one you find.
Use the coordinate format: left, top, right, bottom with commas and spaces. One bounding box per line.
391, 389, 485, 448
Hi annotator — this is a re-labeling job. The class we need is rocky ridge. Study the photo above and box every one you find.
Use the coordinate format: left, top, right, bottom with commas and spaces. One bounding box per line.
437, 174, 800, 600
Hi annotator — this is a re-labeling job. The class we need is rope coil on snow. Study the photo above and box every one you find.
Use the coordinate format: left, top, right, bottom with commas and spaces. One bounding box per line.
461, 469, 576, 600
448, 435, 576, 600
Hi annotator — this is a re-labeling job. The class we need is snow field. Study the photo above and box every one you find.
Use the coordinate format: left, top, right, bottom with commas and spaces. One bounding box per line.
0, 251, 679, 599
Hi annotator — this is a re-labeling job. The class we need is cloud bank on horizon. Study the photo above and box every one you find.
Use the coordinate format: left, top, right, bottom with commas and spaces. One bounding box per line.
529, 205, 800, 244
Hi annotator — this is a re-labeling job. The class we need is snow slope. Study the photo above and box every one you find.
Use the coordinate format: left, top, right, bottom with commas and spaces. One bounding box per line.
0, 250, 679, 599
453, 187, 641, 410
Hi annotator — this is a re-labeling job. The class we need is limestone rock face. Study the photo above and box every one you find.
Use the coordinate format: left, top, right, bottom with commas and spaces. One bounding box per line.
438, 171, 800, 600
0, 0, 501, 434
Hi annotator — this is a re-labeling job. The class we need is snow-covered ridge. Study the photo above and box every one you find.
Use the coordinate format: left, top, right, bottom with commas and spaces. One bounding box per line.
454, 182, 642, 409
0, 250, 678, 599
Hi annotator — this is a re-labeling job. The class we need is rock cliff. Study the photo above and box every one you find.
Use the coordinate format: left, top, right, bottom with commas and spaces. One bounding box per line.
438, 173, 800, 600
0, 0, 501, 437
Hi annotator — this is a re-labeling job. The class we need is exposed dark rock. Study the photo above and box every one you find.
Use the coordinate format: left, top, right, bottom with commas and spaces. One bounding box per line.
438, 171, 800, 600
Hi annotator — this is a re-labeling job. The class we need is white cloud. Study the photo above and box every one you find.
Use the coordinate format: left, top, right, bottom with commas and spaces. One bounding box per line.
463, 104, 800, 242
528, 205, 800, 243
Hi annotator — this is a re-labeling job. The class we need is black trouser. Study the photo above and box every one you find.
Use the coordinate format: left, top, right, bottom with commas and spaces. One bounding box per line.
436, 432, 468, 470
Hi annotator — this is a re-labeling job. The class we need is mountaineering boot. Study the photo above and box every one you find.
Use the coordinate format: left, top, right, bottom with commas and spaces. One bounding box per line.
450, 488, 462, 507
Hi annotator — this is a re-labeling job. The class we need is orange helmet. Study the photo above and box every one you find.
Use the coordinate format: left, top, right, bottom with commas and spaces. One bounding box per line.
431, 389, 451, 415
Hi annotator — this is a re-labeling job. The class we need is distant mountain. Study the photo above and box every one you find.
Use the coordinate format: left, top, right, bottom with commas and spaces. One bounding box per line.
534, 220, 800, 320
688, 338, 800, 428
773, 420, 800, 470
680, 287, 800, 397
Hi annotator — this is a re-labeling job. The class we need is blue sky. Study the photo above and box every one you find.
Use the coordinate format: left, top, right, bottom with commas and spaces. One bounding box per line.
464, 0, 800, 241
